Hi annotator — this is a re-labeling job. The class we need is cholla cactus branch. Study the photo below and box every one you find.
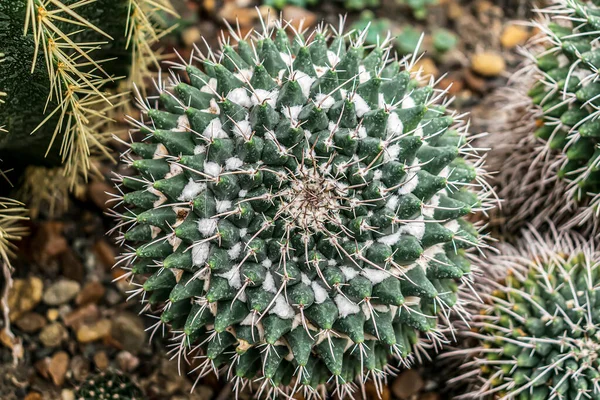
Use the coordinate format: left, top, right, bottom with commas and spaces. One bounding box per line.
113, 16, 492, 398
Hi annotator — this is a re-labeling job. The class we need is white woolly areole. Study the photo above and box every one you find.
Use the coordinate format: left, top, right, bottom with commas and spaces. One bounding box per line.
232, 119, 252, 138
294, 71, 316, 99
378, 231, 402, 246
234, 68, 253, 82
281, 105, 303, 124
262, 272, 277, 293
202, 117, 228, 139
227, 243, 242, 260
193, 145, 206, 154
384, 144, 401, 162
327, 50, 341, 67
269, 295, 295, 319
175, 114, 190, 132
386, 112, 404, 137
227, 87, 252, 108
445, 220, 460, 233
251, 89, 278, 108
217, 267, 242, 289
200, 78, 218, 94
352, 93, 370, 117
361, 268, 391, 284
335, 294, 360, 318
314, 93, 335, 111
301, 273, 312, 286
216, 200, 232, 213
340, 266, 360, 280
402, 96, 416, 109
358, 65, 371, 84
178, 179, 206, 201
225, 157, 243, 171
398, 168, 420, 195
423, 195, 440, 218
311, 282, 329, 304
262, 259, 272, 269
153, 143, 168, 158
198, 218, 218, 237
204, 98, 220, 115
238, 189, 247, 198
280, 52, 293, 66
192, 242, 210, 266
399, 216, 425, 240
417, 245, 444, 270
203, 161, 221, 177
386, 195, 399, 211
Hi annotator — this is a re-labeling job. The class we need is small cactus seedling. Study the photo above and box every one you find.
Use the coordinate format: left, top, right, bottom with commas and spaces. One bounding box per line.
447, 227, 600, 399
113, 16, 492, 399
76, 371, 143, 400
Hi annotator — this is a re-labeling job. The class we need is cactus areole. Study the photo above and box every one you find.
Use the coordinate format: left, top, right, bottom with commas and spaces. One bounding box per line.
114, 18, 488, 398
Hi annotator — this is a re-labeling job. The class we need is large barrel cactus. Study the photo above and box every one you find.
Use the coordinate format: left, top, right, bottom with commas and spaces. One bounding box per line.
113, 18, 492, 398
448, 228, 600, 399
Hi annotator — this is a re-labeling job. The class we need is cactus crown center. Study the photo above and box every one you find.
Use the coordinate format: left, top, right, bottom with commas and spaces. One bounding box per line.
282, 165, 347, 234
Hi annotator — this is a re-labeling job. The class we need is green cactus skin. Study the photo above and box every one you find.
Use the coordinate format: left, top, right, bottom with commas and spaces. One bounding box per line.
447, 228, 600, 400
113, 17, 492, 398
76, 371, 144, 400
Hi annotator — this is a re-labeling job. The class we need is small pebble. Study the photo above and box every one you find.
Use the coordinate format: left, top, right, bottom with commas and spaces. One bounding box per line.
471, 52, 506, 77
76, 319, 111, 343
48, 351, 69, 386
8, 277, 43, 321
392, 370, 424, 400
43, 279, 81, 306
15, 312, 47, 333
75, 281, 105, 306
39, 323, 68, 348
94, 351, 109, 371
501, 25, 529, 49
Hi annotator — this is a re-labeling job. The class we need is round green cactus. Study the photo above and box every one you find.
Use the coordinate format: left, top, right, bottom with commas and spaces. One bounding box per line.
495, 0, 600, 234
76, 371, 143, 400
449, 228, 600, 399
113, 18, 491, 398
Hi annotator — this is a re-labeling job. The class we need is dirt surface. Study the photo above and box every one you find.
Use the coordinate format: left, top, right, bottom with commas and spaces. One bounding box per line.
1, 0, 531, 398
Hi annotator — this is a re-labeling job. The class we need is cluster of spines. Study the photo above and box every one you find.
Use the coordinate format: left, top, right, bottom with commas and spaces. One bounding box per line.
0, 0, 177, 204
111, 15, 492, 400
447, 228, 600, 400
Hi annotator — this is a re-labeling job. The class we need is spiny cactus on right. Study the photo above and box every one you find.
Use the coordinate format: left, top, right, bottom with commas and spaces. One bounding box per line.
76, 371, 143, 400
491, 0, 600, 234
448, 228, 600, 399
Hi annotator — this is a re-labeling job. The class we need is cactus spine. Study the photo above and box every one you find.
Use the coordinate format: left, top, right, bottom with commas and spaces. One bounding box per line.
113, 16, 492, 398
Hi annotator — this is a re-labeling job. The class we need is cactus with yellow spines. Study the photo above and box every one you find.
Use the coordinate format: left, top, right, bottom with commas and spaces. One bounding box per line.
0, 0, 177, 203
